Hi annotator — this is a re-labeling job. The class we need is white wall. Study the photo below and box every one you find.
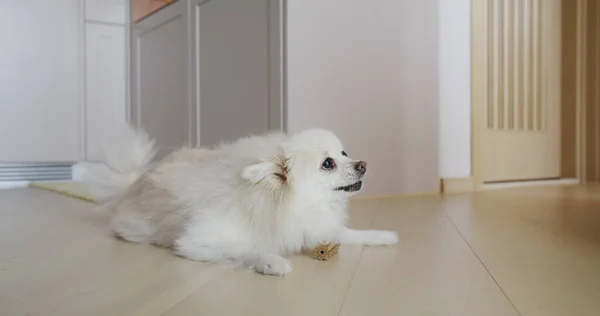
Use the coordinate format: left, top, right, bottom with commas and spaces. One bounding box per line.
438, 0, 472, 178
286, 0, 440, 197
0, 0, 83, 162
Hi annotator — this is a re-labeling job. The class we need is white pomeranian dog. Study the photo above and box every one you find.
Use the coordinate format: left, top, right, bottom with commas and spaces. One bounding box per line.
84, 126, 398, 276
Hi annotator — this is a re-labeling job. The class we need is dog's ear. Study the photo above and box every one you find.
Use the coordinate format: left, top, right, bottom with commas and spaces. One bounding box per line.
242, 155, 289, 186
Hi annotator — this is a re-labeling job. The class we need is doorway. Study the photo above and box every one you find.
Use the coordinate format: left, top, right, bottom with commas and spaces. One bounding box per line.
471, 0, 600, 188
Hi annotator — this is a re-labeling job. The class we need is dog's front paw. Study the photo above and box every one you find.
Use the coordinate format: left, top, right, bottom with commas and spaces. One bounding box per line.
254, 254, 293, 276
368, 230, 398, 246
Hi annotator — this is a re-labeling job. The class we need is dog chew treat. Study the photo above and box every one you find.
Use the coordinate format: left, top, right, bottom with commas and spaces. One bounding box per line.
311, 243, 340, 261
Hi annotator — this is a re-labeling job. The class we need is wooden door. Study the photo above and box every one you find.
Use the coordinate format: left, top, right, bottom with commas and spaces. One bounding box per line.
475, 0, 562, 182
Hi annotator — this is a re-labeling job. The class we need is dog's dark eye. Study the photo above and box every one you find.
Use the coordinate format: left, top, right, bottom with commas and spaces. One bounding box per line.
322, 158, 336, 170
341, 151, 347, 157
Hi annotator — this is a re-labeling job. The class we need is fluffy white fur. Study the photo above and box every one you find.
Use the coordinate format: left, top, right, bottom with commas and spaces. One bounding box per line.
85, 126, 398, 276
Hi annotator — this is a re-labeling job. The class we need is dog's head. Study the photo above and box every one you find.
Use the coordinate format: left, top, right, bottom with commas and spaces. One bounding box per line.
241, 129, 367, 197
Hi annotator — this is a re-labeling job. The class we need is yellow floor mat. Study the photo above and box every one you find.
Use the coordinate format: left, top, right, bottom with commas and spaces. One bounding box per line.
29, 181, 97, 203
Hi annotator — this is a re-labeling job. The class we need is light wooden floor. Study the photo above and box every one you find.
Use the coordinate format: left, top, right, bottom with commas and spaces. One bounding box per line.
1, 185, 600, 316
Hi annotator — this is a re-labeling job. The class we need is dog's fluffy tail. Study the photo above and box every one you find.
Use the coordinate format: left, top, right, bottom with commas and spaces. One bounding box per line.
81, 126, 156, 203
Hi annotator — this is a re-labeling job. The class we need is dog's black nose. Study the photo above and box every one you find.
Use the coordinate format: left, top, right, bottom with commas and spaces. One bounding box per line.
354, 161, 367, 174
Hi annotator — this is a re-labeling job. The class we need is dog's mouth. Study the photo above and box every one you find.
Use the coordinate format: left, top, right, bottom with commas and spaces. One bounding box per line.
335, 181, 363, 192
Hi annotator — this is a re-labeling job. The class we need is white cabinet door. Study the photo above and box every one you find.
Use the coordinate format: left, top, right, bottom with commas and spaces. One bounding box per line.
0, 0, 82, 162
131, 0, 283, 154
194, 0, 272, 147
131, 1, 191, 157
85, 23, 127, 161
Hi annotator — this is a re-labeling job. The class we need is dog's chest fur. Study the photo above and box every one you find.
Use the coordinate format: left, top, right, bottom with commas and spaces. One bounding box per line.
271, 198, 348, 253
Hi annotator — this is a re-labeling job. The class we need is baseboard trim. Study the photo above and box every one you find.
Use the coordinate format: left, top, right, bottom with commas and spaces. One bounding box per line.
440, 177, 475, 194
352, 191, 440, 200
481, 178, 580, 190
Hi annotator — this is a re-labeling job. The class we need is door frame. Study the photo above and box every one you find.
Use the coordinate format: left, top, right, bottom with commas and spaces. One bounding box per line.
470, 0, 588, 189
